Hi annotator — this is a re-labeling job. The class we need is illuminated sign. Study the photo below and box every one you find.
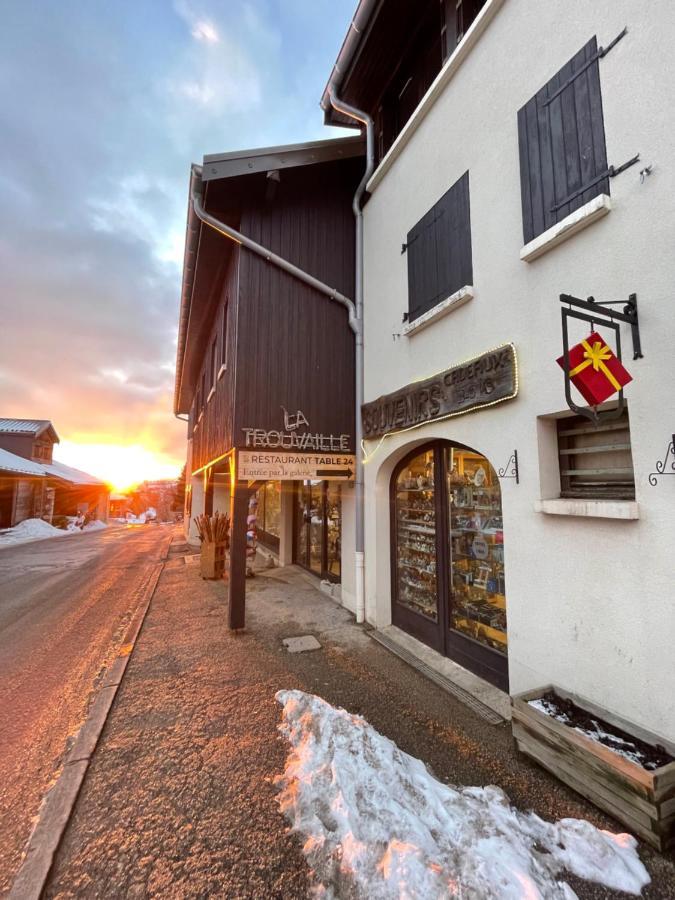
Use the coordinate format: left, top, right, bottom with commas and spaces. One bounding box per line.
238, 451, 355, 481
362, 344, 518, 440
242, 408, 351, 452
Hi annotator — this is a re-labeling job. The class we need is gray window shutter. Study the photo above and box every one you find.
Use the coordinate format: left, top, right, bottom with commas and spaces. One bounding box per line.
406, 171, 472, 323
518, 37, 609, 244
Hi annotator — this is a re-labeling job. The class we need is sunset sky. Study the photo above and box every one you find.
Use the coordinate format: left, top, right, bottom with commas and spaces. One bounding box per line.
0, 0, 354, 490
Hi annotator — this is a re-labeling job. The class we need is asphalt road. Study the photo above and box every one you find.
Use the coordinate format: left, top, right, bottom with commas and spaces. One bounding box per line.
0, 524, 172, 896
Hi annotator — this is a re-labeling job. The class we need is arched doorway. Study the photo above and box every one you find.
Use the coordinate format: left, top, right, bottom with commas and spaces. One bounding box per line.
391, 441, 508, 690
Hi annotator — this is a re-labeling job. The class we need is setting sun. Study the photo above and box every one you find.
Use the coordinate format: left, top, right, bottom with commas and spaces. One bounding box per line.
57, 440, 182, 492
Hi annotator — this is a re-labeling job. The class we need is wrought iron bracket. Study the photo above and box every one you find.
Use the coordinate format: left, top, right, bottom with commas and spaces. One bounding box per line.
559, 292, 643, 425
498, 450, 519, 483
648, 436, 675, 486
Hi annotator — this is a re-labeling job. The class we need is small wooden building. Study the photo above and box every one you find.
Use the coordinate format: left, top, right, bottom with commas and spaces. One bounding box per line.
0, 418, 109, 526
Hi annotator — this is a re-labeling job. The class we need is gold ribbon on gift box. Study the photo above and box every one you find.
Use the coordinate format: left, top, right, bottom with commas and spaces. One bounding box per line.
568, 339, 622, 391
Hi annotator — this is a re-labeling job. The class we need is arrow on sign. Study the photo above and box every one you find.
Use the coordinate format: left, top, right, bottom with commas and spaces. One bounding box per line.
316, 468, 353, 478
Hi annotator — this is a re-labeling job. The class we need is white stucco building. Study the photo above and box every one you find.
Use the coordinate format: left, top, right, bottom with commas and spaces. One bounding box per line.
322, 0, 675, 743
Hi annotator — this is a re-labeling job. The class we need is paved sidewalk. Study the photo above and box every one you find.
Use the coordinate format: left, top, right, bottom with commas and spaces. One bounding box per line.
44, 536, 675, 899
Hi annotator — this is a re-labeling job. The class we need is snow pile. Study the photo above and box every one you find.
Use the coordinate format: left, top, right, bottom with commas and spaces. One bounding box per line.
0, 517, 69, 547
83, 520, 107, 532
275, 690, 650, 899
126, 512, 146, 525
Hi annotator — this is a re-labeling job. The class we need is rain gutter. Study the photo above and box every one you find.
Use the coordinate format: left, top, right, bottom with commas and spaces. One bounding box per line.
320, 0, 382, 125
327, 91, 375, 625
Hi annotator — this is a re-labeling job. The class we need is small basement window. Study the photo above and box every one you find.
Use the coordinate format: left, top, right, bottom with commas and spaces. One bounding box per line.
557, 409, 635, 501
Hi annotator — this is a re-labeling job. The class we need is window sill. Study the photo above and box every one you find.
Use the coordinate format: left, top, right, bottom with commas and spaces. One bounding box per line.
534, 498, 638, 520
520, 194, 611, 263
217, 364, 226, 380
403, 285, 474, 336
207, 386, 216, 402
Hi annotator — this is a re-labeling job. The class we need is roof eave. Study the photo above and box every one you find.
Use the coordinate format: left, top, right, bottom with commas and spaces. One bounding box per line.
320, 0, 384, 124
173, 166, 204, 416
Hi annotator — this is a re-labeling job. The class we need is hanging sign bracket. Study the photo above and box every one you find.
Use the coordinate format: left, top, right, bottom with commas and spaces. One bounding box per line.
559, 293, 643, 425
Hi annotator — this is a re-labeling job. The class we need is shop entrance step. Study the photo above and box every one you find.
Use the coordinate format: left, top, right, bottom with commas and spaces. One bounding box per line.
369, 628, 506, 726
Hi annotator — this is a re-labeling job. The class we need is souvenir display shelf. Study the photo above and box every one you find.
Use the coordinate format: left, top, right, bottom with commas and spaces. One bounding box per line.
448, 452, 507, 654
395, 457, 438, 622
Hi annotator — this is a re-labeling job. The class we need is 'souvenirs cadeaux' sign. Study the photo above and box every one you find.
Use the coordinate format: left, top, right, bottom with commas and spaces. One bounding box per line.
362, 344, 517, 440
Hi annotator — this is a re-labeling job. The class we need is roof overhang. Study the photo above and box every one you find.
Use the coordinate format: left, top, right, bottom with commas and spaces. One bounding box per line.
320, 0, 384, 125
173, 136, 365, 416
0, 419, 60, 443
202, 134, 364, 181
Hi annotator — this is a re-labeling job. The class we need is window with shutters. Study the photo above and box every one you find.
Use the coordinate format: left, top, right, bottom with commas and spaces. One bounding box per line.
406, 171, 473, 325
556, 409, 635, 501
518, 37, 609, 245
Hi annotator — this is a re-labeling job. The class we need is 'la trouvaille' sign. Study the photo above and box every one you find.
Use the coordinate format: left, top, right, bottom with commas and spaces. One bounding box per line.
242, 407, 351, 452
362, 344, 518, 440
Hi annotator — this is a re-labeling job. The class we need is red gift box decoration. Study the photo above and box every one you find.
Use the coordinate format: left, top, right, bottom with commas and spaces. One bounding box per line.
556, 331, 633, 406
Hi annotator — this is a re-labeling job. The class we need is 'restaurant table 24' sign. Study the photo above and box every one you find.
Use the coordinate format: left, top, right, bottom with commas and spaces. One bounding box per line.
361, 344, 518, 440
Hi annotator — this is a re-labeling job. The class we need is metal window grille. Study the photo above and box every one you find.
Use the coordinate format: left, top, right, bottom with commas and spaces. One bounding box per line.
557, 409, 635, 500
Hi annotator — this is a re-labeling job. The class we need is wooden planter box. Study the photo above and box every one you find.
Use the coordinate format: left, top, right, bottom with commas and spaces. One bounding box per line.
200, 541, 227, 580
512, 686, 675, 851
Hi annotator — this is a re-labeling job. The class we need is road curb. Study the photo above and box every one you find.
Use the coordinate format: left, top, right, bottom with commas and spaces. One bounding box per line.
8, 550, 169, 900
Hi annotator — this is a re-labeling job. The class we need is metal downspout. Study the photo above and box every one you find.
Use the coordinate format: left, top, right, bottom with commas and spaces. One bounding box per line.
190, 165, 358, 333
328, 92, 375, 625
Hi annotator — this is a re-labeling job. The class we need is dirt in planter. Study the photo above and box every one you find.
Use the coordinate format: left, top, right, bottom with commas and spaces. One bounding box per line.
529, 692, 674, 771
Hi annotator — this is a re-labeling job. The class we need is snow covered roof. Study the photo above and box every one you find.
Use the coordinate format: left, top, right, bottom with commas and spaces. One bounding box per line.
0, 418, 60, 442
0, 446, 106, 487
43, 459, 107, 486
0, 447, 47, 477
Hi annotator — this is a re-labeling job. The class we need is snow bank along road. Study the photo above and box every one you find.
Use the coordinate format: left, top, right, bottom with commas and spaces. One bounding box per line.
0, 524, 173, 895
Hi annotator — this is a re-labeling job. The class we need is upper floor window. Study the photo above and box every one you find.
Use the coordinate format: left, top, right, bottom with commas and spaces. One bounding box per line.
373, 1, 487, 162
440, 0, 487, 60
221, 299, 228, 368
375, 4, 442, 161
210, 337, 217, 391
405, 171, 473, 324
517, 37, 609, 245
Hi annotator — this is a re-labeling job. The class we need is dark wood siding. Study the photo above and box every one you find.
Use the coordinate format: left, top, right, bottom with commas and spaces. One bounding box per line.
233, 158, 359, 451
190, 248, 239, 472
0, 434, 38, 461
406, 171, 472, 322
518, 37, 609, 244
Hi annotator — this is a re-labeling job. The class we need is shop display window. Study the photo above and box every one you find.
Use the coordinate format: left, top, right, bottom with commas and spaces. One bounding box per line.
258, 481, 281, 551
294, 481, 341, 583
447, 448, 506, 656
326, 483, 341, 578
394, 450, 438, 621
391, 441, 508, 690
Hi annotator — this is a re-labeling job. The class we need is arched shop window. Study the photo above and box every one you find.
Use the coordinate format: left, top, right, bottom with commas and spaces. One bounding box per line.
392, 441, 507, 690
